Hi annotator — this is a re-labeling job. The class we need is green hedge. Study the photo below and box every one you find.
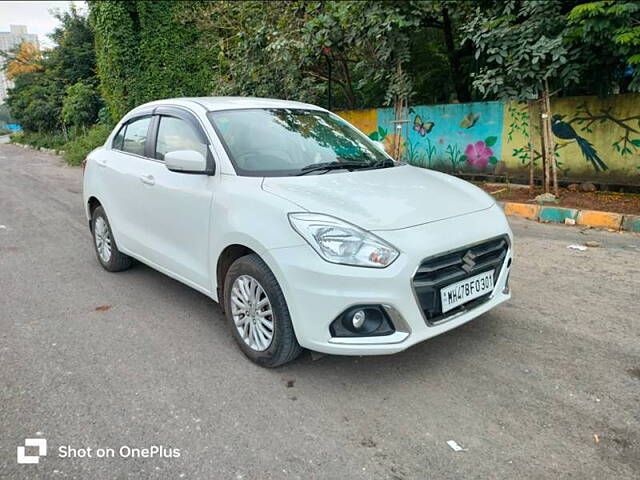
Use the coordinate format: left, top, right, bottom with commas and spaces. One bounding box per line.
90, 0, 215, 121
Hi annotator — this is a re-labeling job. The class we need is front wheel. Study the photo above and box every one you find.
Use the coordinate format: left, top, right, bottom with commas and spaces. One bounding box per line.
224, 254, 302, 367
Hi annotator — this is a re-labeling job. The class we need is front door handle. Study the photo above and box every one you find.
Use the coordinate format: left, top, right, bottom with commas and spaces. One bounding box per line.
140, 174, 155, 186
96, 159, 107, 168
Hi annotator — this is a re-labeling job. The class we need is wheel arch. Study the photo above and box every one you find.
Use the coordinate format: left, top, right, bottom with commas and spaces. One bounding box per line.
215, 244, 258, 310
87, 196, 102, 232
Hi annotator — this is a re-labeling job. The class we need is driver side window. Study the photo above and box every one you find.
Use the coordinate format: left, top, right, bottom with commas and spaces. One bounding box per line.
155, 116, 207, 161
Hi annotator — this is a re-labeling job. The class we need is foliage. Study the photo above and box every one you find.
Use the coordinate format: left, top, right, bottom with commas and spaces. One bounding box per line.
3, 42, 42, 80
10, 130, 67, 150
62, 81, 102, 129
463, 0, 583, 100
90, 0, 215, 120
47, 5, 97, 85
6, 71, 64, 132
184, 1, 473, 110
6, 5, 97, 134
63, 124, 112, 165
567, 1, 640, 91
87, 0, 640, 115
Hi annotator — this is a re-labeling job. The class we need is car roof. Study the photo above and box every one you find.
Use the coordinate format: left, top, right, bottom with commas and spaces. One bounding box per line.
137, 96, 327, 113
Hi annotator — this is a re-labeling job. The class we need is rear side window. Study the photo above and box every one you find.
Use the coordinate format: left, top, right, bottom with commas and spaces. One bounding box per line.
155, 116, 207, 161
112, 125, 126, 150
121, 116, 151, 156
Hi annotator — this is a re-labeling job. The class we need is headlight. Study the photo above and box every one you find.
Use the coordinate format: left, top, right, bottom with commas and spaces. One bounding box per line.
288, 213, 399, 268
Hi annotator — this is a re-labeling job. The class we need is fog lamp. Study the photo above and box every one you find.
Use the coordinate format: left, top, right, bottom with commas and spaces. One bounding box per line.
329, 305, 395, 337
352, 310, 366, 329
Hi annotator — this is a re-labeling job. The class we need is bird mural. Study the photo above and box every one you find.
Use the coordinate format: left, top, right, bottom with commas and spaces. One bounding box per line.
551, 114, 608, 172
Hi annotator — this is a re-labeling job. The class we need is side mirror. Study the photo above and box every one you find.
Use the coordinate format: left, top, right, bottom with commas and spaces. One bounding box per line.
165, 150, 207, 173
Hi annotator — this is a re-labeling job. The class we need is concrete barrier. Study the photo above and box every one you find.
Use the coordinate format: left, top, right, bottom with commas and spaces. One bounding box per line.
576, 210, 623, 230
622, 214, 640, 232
538, 206, 579, 224
503, 203, 540, 220
500, 201, 637, 232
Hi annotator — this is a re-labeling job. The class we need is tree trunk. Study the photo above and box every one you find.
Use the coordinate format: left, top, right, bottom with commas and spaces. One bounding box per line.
527, 100, 536, 192
442, 6, 470, 102
544, 79, 559, 197
339, 58, 356, 109
538, 93, 550, 194
392, 60, 406, 161
539, 82, 558, 196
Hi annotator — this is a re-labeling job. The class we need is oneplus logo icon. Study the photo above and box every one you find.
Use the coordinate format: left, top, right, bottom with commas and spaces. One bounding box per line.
17, 438, 47, 464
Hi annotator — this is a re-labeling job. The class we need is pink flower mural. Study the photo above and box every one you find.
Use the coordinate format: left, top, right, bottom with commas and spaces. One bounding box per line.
463, 137, 498, 168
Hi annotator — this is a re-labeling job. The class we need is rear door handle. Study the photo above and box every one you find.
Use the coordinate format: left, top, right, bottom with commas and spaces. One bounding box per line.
139, 174, 155, 186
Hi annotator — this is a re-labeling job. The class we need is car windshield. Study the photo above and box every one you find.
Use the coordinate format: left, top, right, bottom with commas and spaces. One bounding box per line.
207, 108, 395, 177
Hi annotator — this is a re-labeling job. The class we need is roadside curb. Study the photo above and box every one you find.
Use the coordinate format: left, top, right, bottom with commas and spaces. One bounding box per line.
10, 142, 65, 156
499, 201, 639, 233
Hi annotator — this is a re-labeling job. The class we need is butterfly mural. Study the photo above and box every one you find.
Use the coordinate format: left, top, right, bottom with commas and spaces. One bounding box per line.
413, 115, 435, 137
460, 113, 480, 129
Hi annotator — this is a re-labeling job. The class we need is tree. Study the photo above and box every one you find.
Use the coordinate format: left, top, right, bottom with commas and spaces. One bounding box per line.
47, 4, 97, 86
463, 0, 585, 194
6, 72, 64, 132
463, 0, 582, 100
62, 81, 102, 129
3, 42, 42, 80
6, 4, 98, 134
567, 1, 640, 91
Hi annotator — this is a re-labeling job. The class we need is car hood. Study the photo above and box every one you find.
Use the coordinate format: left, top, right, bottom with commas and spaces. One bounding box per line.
261, 165, 495, 231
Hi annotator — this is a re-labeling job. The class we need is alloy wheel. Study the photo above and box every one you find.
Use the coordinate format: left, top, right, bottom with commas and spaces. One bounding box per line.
230, 275, 274, 351
94, 216, 112, 263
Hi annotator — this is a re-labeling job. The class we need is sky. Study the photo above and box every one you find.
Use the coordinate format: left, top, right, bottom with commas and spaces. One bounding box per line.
0, 1, 86, 48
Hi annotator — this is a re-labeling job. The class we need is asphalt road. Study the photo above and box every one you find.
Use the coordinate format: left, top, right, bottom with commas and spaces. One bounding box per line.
1, 143, 639, 479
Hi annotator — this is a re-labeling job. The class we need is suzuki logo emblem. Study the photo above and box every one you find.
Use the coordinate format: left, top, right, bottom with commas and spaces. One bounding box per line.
461, 251, 476, 273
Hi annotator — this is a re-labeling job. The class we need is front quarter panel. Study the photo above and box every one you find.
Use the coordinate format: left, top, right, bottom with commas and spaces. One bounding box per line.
208, 174, 306, 299
82, 147, 110, 221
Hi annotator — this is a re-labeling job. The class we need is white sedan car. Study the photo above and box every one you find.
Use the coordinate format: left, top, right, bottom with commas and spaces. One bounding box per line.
83, 97, 513, 367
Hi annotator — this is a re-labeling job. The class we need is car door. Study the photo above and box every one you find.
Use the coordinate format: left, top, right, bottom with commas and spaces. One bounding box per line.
131, 108, 215, 291
103, 114, 155, 255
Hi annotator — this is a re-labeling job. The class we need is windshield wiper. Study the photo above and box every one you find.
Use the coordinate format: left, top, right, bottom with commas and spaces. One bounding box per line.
296, 161, 372, 176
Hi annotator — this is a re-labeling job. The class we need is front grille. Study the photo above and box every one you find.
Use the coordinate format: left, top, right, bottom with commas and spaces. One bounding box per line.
412, 236, 509, 324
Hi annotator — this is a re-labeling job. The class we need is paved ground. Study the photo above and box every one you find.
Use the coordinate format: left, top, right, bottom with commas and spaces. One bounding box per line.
1, 143, 639, 479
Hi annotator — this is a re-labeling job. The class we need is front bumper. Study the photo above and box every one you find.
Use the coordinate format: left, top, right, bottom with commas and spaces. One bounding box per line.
263, 204, 513, 356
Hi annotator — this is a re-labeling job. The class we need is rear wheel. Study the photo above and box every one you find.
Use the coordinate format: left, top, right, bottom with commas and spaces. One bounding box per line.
224, 254, 302, 367
91, 206, 132, 272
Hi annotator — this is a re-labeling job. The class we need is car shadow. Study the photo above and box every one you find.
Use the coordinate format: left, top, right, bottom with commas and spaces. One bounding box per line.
123, 259, 504, 385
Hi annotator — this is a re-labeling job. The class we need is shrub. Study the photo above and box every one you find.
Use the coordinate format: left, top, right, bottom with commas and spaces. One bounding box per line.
9, 130, 67, 149
63, 123, 111, 165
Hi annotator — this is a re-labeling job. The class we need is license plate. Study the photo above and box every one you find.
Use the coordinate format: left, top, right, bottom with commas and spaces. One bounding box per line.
440, 270, 495, 314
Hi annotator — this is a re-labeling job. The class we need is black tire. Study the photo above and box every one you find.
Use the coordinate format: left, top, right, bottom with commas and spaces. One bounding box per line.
91, 205, 133, 272
224, 254, 302, 367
